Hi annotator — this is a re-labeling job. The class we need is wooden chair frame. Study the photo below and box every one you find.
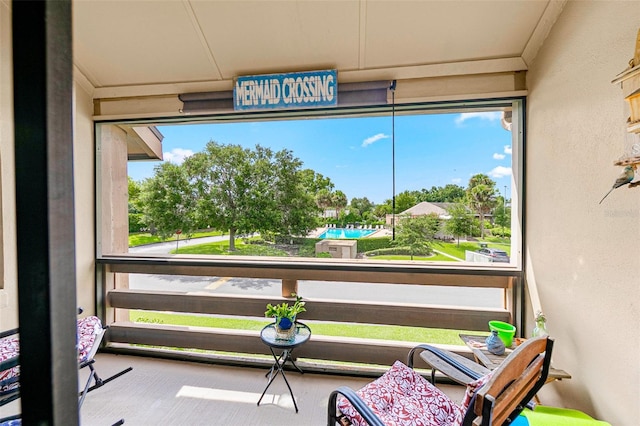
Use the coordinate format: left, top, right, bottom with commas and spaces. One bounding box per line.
328, 336, 553, 426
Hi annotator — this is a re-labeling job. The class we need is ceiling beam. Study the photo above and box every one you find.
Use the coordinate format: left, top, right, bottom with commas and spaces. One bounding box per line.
358, 0, 367, 70
92, 56, 527, 100
182, 0, 223, 80
521, 0, 567, 67
74, 64, 95, 97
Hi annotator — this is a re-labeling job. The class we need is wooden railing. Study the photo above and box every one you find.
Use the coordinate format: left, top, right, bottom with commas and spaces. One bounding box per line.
98, 255, 522, 372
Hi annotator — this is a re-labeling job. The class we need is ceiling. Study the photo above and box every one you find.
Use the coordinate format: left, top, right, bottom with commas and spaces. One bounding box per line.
73, 0, 564, 97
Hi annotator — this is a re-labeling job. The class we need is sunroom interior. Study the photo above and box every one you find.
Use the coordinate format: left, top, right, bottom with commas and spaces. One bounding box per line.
1, 1, 639, 425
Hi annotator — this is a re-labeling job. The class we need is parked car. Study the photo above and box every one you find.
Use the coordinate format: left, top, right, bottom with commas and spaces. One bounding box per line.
477, 248, 510, 263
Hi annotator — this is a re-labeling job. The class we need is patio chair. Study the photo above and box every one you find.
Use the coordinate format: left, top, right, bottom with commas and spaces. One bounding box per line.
328, 336, 554, 426
0, 313, 131, 425
329, 336, 611, 426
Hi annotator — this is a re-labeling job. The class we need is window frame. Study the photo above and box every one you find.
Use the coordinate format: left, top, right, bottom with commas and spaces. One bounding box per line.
96, 97, 525, 274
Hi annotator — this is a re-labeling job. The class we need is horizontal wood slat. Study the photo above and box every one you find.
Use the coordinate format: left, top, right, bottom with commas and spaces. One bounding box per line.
106, 322, 474, 367
100, 259, 518, 369
108, 323, 267, 355
100, 256, 516, 288
108, 289, 511, 331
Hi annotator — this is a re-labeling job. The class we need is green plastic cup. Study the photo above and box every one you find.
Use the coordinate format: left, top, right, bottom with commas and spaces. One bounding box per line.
488, 320, 516, 347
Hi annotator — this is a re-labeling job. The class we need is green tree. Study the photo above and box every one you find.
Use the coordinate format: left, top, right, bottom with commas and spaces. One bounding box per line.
315, 189, 333, 217
128, 177, 146, 233
349, 196, 374, 222
350, 197, 374, 216
361, 210, 375, 223
331, 190, 348, 217
394, 191, 417, 214
338, 210, 359, 226
466, 174, 498, 239
185, 143, 252, 251
421, 184, 466, 202
270, 149, 319, 238
492, 196, 511, 237
301, 169, 335, 219
128, 176, 142, 201
139, 162, 198, 239
405, 189, 423, 202
373, 203, 392, 221
442, 184, 466, 202
298, 169, 334, 194
445, 202, 474, 246
393, 214, 440, 260
184, 141, 316, 250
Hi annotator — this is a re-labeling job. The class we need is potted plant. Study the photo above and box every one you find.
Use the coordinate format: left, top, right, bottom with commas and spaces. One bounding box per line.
265, 294, 306, 340
532, 311, 548, 337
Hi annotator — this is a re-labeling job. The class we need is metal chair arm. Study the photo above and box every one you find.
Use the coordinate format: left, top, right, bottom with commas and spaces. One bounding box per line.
327, 386, 385, 426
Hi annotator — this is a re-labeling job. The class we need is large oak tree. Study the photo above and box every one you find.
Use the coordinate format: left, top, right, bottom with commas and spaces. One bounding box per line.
140, 162, 198, 239
182, 141, 317, 250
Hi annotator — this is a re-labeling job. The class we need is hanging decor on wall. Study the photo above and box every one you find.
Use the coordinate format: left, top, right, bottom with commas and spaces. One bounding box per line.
234, 69, 338, 111
607, 27, 640, 201
599, 164, 637, 204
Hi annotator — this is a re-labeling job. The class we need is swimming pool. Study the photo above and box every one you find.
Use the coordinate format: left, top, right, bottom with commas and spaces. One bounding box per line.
318, 228, 376, 239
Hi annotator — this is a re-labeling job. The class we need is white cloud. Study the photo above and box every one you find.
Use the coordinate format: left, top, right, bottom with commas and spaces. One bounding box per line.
504, 145, 512, 155
493, 153, 505, 160
362, 133, 389, 147
451, 178, 462, 184
163, 148, 194, 164
455, 111, 501, 125
488, 166, 512, 178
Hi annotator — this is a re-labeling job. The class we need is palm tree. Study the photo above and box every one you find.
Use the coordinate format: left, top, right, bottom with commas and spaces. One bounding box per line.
315, 189, 333, 218
331, 190, 348, 217
466, 174, 497, 239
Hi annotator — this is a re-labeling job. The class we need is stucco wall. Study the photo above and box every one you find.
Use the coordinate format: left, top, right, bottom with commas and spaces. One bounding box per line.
526, 3, 640, 425
74, 81, 96, 314
0, 3, 97, 325
0, 0, 17, 330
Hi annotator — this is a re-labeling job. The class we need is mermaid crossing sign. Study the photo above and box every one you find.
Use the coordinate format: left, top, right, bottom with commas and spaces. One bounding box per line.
234, 69, 337, 111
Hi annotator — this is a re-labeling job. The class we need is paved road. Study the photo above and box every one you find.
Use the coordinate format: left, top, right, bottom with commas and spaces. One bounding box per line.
129, 235, 229, 254
129, 237, 503, 309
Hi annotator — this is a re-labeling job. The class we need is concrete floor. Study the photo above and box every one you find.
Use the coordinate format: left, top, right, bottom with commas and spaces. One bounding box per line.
76, 352, 465, 426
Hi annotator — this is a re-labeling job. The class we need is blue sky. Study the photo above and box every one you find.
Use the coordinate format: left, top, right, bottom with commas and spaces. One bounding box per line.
128, 111, 512, 204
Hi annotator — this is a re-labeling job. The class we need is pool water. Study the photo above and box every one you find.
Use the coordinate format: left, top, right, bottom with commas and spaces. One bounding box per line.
318, 228, 376, 239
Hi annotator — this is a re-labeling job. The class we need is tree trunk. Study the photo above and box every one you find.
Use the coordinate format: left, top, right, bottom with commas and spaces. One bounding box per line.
229, 228, 236, 251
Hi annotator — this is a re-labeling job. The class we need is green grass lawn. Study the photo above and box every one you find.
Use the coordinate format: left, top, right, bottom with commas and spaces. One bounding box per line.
372, 253, 458, 262
434, 239, 511, 260
129, 230, 224, 247
128, 237, 498, 356
170, 238, 288, 256
166, 236, 510, 261
131, 310, 486, 346
483, 236, 511, 245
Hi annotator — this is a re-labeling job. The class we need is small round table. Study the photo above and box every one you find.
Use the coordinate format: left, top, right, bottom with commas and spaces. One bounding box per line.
257, 322, 311, 413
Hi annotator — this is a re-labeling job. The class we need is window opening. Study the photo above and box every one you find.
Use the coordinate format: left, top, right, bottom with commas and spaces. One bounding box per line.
97, 99, 523, 274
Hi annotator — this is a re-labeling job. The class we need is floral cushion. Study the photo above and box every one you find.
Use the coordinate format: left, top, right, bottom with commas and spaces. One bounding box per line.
0, 334, 20, 392
458, 372, 493, 416
0, 316, 103, 394
338, 360, 463, 426
77, 316, 103, 363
